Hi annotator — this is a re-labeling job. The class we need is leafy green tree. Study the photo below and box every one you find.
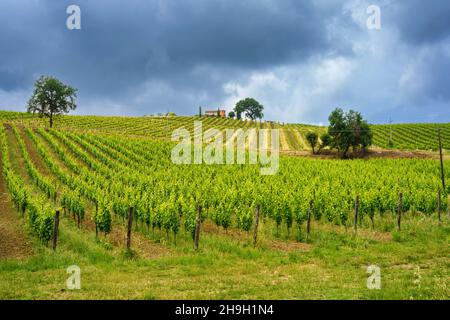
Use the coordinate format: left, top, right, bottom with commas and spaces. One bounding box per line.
234, 98, 264, 120
327, 108, 373, 158
318, 133, 332, 153
306, 132, 319, 154
328, 108, 349, 155
228, 111, 235, 119
27, 76, 77, 128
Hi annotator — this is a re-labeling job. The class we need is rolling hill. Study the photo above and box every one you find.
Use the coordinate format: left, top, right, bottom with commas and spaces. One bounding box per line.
2, 111, 448, 152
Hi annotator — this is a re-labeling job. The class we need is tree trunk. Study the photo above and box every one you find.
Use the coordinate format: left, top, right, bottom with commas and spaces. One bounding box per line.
342, 146, 350, 159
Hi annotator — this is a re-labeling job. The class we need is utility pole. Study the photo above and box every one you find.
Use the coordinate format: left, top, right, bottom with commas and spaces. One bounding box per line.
354, 195, 359, 235
438, 128, 445, 192
166, 110, 169, 138
389, 116, 393, 148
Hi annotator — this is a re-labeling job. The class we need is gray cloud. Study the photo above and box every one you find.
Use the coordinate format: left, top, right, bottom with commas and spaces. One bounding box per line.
0, 0, 449, 123
388, 0, 450, 45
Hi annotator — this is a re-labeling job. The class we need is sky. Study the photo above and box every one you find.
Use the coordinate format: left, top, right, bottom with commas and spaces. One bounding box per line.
0, 0, 449, 124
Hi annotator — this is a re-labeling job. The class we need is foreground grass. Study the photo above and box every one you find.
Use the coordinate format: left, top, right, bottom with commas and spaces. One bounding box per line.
0, 213, 449, 300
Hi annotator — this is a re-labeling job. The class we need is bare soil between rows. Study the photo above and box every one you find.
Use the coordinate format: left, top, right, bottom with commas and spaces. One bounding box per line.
0, 151, 33, 260
282, 148, 448, 160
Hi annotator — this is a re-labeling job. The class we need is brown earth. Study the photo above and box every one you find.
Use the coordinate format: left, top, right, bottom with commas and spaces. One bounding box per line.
20, 127, 53, 176
0, 149, 33, 260
105, 217, 173, 259
268, 239, 311, 253
313, 221, 393, 242
282, 148, 447, 160
202, 220, 312, 253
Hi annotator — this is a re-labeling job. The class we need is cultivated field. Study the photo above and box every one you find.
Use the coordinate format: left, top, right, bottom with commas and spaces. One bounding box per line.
4, 111, 450, 152
0, 111, 449, 299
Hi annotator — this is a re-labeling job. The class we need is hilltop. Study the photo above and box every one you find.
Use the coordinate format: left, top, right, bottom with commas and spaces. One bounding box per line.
1, 110, 449, 153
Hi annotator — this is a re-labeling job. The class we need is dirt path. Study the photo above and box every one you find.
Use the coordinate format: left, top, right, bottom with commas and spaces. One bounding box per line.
281, 147, 449, 160
21, 127, 53, 177
0, 149, 33, 260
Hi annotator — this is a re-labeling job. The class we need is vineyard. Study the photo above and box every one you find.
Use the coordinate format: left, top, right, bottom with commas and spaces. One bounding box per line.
0, 110, 449, 299
4, 111, 449, 152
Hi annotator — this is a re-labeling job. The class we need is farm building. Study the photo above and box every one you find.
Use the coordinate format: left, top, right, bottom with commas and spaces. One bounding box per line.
204, 109, 226, 118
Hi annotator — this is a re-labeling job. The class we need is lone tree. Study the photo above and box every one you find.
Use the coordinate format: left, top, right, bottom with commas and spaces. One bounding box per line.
228, 111, 236, 119
306, 132, 319, 154
27, 76, 77, 128
234, 98, 264, 120
327, 108, 372, 158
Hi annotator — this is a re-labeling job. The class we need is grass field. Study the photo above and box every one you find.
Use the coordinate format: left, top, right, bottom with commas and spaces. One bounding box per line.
1, 213, 448, 299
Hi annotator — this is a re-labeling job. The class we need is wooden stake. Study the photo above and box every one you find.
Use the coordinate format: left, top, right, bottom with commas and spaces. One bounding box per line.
95, 201, 98, 238
438, 128, 446, 192
397, 192, 403, 231
127, 207, 133, 250
306, 200, 313, 242
438, 188, 441, 223
253, 204, 260, 247
354, 195, 359, 235
52, 210, 60, 250
194, 205, 202, 250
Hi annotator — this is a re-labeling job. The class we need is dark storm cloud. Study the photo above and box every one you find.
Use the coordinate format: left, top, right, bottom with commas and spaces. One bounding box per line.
388, 0, 450, 45
0, 0, 449, 122
0, 0, 339, 93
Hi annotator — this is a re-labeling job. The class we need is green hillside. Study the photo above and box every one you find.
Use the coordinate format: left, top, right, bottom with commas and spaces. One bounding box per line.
1, 110, 449, 151
0, 109, 449, 299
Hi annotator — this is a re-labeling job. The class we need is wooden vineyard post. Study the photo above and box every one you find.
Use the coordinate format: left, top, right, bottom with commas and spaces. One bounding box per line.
438, 189, 441, 223
438, 128, 446, 192
21, 200, 26, 218
77, 213, 81, 228
194, 205, 202, 251
127, 207, 133, 250
354, 195, 359, 235
95, 201, 98, 238
306, 200, 313, 242
52, 210, 60, 251
253, 204, 260, 247
397, 192, 403, 231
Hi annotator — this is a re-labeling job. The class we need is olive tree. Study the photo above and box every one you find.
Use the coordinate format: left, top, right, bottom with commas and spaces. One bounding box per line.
306, 132, 319, 154
327, 108, 373, 158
